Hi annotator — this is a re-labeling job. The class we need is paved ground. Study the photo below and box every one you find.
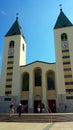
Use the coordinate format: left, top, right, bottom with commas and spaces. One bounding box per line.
0, 122, 73, 130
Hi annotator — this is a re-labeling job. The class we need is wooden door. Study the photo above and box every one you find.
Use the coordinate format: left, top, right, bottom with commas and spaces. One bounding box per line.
34, 100, 41, 113
48, 100, 56, 113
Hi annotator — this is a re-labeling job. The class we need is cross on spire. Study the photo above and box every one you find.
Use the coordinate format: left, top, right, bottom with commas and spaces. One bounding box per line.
16, 13, 19, 20
59, 4, 62, 12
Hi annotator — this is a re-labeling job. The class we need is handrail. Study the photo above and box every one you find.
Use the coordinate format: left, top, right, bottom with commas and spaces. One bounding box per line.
45, 105, 52, 123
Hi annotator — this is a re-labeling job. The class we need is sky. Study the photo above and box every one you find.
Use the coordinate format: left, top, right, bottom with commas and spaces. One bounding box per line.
0, 0, 73, 75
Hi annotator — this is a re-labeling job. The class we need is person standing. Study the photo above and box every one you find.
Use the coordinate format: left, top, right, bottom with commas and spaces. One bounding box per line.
65, 104, 67, 112
37, 103, 41, 113
18, 103, 23, 116
9, 103, 14, 118
41, 103, 45, 113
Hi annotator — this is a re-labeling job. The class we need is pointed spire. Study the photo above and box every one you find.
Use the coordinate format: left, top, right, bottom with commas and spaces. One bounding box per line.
5, 15, 25, 40
54, 7, 73, 29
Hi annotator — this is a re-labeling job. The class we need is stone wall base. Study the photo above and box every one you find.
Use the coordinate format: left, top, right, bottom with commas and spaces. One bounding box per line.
0, 96, 20, 113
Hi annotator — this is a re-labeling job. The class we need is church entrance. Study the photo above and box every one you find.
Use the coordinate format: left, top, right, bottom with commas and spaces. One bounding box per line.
21, 100, 28, 113
48, 99, 56, 113
34, 100, 41, 113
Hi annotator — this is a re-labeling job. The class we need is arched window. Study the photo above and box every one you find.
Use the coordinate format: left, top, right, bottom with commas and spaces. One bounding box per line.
47, 71, 55, 90
22, 73, 29, 91
9, 41, 15, 48
61, 33, 68, 41
34, 68, 42, 86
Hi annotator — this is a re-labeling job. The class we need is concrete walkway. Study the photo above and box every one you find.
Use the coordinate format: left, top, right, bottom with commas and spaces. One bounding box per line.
0, 122, 73, 130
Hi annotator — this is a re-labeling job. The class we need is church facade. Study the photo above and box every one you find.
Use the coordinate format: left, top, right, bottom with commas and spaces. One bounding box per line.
0, 9, 73, 113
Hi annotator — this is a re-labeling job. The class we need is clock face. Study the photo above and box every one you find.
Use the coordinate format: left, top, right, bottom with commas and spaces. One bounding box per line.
62, 42, 68, 48
8, 49, 14, 54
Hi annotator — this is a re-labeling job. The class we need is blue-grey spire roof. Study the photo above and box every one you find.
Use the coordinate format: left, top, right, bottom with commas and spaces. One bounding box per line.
5, 17, 25, 39
54, 9, 73, 29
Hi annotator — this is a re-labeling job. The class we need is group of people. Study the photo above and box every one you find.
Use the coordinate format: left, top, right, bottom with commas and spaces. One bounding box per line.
9, 103, 27, 118
9, 102, 46, 118
37, 103, 45, 113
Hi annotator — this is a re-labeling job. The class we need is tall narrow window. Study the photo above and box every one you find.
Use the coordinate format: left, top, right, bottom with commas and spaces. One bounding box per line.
22, 73, 29, 91
61, 33, 67, 41
47, 71, 55, 90
9, 41, 15, 48
34, 68, 41, 86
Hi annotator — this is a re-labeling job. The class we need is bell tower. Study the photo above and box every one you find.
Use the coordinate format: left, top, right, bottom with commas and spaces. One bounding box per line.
54, 7, 73, 110
0, 17, 26, 112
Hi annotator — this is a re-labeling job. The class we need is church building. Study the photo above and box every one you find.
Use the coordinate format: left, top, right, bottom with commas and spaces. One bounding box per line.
0, 8, 73, 113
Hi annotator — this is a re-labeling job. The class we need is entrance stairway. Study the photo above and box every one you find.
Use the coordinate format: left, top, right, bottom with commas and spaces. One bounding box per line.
0, 113, 73, 122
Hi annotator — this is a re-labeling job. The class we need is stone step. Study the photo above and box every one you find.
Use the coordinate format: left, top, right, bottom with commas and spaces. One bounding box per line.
0, 113, 73, 122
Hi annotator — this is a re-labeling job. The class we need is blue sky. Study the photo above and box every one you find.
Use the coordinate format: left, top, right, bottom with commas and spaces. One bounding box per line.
0, 0, 73, 74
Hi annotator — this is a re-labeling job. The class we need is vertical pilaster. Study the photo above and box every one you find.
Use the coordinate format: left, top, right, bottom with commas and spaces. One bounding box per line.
42, 70, 47, 106
28, 72, 33, 112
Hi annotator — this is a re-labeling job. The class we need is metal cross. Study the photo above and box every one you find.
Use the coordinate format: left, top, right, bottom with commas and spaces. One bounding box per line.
16, 13, 19, 19
59, 4, 62, 11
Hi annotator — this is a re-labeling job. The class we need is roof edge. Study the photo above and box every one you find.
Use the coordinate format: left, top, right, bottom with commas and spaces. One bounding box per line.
20, 60, 56, 67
